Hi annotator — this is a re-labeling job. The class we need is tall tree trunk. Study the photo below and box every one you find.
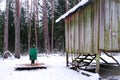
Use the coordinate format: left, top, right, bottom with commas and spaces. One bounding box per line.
15, 0, 21, 59
51, 0, 55, 52
78, 0, 81, 2
4, 0, 9, 53
24, 0, 29, 51
65, 0, 68, 11
28, 0, 32, 51
34, 0, 38, 48
43, 0, 50, 53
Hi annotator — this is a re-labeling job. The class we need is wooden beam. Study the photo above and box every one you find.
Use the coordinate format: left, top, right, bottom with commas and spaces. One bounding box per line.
66, 52, 69, 66
96, 50, 100, 73
103, 51, 120, 66
100, 57, 109, 64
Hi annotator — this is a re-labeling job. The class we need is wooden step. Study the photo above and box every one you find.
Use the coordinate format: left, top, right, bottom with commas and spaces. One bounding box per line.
71, 54, 96, 69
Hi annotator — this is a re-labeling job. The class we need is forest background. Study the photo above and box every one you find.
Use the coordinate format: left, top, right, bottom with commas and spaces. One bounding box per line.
0, 0, 81, 57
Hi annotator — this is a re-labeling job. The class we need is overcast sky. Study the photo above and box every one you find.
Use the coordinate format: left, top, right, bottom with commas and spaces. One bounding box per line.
0, 0, 43, 11
0, 0, 6, 11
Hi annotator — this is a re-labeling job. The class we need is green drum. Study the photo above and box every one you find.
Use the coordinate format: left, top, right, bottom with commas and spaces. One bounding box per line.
29, 48, 37, 61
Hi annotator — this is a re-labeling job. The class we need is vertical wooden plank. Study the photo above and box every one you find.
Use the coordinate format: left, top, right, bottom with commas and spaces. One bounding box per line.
69, 16, 72, 53
109, 0, 113, 50
79, 10, 85, 53
74, 12, 79, 53
117, 0, 120, 49
67, 17, 70, 53
65, 18, 69, 66
93, 0, 99, 53
91, 3, 94, 54
104, 0, 111, 50
96, 50, 101, 73
111, 0, 119, 50
99, 0, 105, 50
96, 0, 100, 73
84, 6, 87, 53
84, 5, 92, 53
65, 19, 68, 52
71, 15, 75, 53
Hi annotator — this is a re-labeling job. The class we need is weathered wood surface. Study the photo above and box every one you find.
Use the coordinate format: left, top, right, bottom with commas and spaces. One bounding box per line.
79, 10, 85, 53
111, 0, 119, 50
104, 0, 111, 50
84, 5, 92, 53
102, 0, 119, 51
93, 0, 99, 53
69, 16, 72, 53
118, 0, 120, 49
71, 15, 75, 53
65, 19, 68, 52
99, 0, 105, 50
65, 0, 120, 54
74, 12, 79, 53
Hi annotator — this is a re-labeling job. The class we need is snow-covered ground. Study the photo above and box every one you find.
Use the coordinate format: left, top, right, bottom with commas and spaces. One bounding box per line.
0, 53, 99, 80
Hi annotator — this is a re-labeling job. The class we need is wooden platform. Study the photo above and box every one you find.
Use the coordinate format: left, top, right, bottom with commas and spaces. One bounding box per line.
15, 63, 47, 71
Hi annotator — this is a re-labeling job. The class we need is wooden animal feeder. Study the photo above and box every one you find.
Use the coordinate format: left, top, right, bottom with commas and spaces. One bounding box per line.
56, 0, 120, 73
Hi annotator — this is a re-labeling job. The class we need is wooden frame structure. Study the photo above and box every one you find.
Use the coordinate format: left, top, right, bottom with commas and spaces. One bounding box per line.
56, 0, 120, 73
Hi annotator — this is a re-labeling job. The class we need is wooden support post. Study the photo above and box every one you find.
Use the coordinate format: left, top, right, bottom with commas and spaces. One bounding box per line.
96, 50, 101, 73
66, 52, 69, 66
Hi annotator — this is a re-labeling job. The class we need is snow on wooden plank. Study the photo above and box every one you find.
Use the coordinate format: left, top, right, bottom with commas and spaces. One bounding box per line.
56, 0, 89, 23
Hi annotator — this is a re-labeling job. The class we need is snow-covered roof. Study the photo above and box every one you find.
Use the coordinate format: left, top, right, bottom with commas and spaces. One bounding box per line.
56, 0, 89, 23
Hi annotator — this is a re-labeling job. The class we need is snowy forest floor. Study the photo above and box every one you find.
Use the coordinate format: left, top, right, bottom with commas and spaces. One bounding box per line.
0, 52, 120, 80
0, 53, 99, 80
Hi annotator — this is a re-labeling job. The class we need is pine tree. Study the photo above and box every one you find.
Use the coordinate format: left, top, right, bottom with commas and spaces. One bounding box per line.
14, 0, 21, 59
51, 0, 55, 52
4, 0, 9, 53
0, 11, 4, 53
43, 0, 50, 53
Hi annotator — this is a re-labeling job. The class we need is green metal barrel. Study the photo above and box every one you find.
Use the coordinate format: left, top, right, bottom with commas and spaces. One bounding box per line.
29, 48, 37, 60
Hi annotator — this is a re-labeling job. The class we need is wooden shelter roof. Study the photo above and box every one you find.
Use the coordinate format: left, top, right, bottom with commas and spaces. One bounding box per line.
56, 0, 89, 23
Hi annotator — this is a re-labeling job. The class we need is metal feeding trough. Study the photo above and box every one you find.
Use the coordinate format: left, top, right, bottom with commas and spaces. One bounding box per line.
15, 48, 47, 71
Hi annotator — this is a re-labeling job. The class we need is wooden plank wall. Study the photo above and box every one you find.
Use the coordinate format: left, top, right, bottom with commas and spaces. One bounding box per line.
65, 0, 120, 55
99, 0, 120, 51
65, 0, 100, 54
79, 1, 99, 54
